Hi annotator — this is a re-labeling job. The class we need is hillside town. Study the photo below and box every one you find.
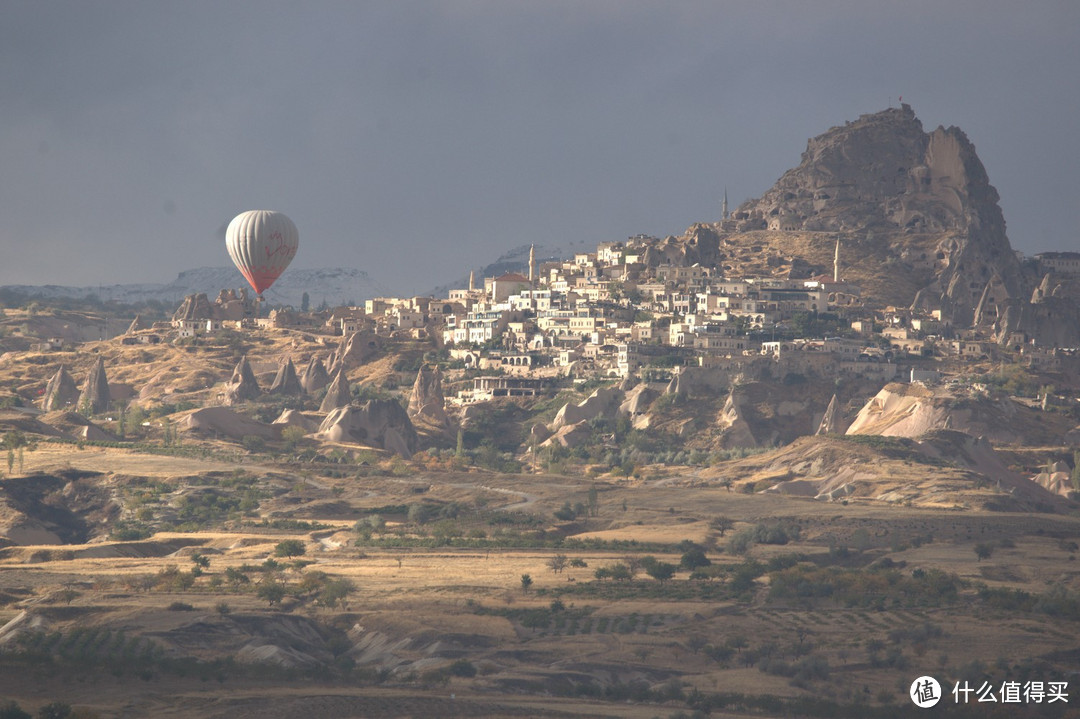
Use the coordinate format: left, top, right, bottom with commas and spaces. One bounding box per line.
158, 235, 1080, 406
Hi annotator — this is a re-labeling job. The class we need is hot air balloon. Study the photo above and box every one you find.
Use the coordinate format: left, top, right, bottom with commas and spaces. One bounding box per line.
225, 210, 299, 299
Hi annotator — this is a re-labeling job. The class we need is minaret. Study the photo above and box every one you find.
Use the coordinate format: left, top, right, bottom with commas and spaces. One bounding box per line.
528, 244, 535, 284
722, 188, 729, 220
468, 270, 475, 292
833, 237, 841, 283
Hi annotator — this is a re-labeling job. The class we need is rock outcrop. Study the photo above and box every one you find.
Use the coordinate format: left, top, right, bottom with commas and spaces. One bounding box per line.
619, 383, 659, 417
845, 382, 1063, 445
172, 290, 251, 324
816, 394, 845, 435
41, 365, 79, 411
126, 314, 146, 334
317, 401, 418, 458
541, 421, 593, 449
223, 356, 261, 406
77, 356, 111, 415
299, 357, 330, 394
171, 293, 215, 323
993, 297, 1080, 348
717, 385, 759, 448
407, 365, 447, 427
181, 407, 280, 441
337, 331, 382, 370
44, 411, 116, 442
268, 357, 303, 396
640, 225, 724, 269
319, 368, 352, 413
732, 104, 1024, 325
272, 409, 320, 433
552, 387, 621, 430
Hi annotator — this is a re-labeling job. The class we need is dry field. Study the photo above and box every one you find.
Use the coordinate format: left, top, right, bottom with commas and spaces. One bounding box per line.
2, 443, 1080, 718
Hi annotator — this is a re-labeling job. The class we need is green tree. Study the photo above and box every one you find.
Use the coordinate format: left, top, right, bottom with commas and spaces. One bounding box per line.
586, 486, 600, 517
274, 539, 306, 558
301, 292, 310, 312
281, 425, 306, 453
520, 573, 533, 594
319, 577, 355, 609
547, 554, 569, 574
257, 580, 286, 606
709, 516, 734, 536
974, 543, 994, 562
680, 546, 711, 570
2, 431, 34, 474
116, 400, 128, 439
646, 561, 677, 584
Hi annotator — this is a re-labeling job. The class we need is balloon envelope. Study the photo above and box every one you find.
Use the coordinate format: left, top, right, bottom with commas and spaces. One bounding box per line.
225, 210, 299, 295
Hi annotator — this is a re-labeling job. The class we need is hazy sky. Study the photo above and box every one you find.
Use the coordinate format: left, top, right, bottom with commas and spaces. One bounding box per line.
2, 1, 1077, 295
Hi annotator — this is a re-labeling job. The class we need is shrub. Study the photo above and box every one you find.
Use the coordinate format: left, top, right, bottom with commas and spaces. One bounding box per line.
38, 703, 72, 719
448, 659, 477, 677
0, 701, 30, 719
241, 435, 266, 453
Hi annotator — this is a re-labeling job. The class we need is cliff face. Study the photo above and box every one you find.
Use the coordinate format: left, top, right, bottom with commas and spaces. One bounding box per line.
731, 104, 1023, 325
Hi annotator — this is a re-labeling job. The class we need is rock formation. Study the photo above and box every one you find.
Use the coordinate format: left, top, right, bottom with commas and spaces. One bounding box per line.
268, 357, 303, 396
619, 383, 658, 417
223, 356, 261, 406
816, 394, 845, 435
844, 382, 1059, 445
41, 365, 79, 411
717, 385, 759, 448
551, 387, 622, 430
181, 407, 281, 441
993, 297, 1080, 349
541, 421, 593, 449
337, 331, 382, 370
317, 400, 418, 458
272, 409, 320, 433
730, 104, 1024, 325
126, 315, 146, 334
172, 291, 250, 324
171, 293, 216, 323
639, 225, 723, 269
44, 411, 117, 442
319, 368, 352, 413
299, 357, 330, 394
407, 365, 447, 427
77, 356, 111, 415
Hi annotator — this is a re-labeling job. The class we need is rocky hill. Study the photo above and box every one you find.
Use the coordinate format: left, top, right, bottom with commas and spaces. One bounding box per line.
735, 104, 1025, 323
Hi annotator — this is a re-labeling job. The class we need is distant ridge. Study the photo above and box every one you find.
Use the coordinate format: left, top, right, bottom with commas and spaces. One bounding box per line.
426, 241, 585, 297
1, 267, 390, 310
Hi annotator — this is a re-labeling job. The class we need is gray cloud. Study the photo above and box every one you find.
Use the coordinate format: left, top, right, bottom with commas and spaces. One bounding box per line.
2, 1, 1077, 294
